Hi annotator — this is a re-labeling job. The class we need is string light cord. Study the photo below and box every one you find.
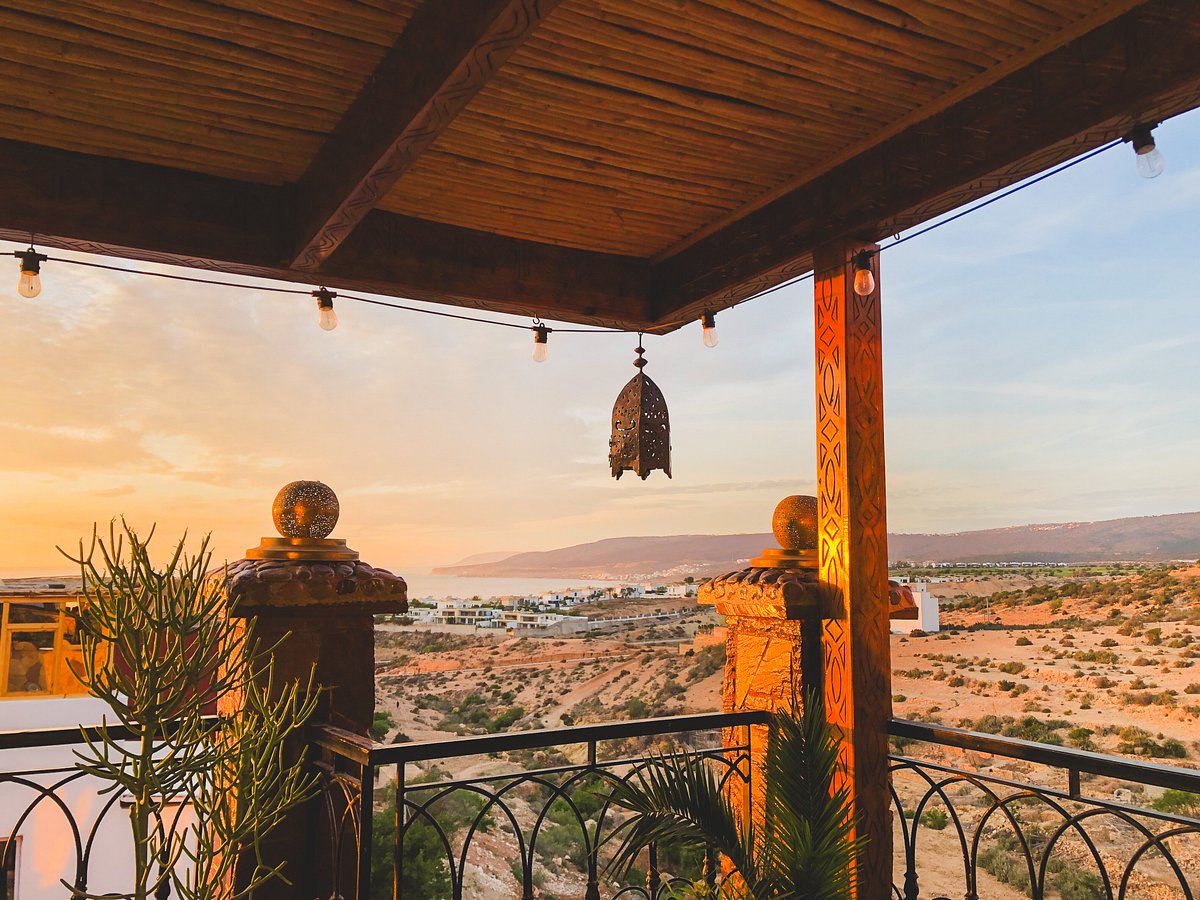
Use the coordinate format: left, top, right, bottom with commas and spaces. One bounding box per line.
881, 139, 1120, 251
42, 256, 311, 294
24, 138, 1123, 336
738, 138, 1122, 305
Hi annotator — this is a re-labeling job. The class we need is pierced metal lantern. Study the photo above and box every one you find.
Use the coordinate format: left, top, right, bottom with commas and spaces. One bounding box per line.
609, 342, 671, 480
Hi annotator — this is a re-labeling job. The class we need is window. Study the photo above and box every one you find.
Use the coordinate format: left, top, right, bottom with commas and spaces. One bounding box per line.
0, 595, 87, 698
0, 837, 16, 898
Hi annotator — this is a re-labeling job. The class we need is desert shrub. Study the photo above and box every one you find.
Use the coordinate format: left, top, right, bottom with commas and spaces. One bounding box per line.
1185, 683, 1200, 694
372, 710, 397, 741
1001, 716, 1067, 744
1072, 649, 1119, 664
973, 715, 1005, 734
998, 661, 1026, 675
947, 675, 966, 687
919, 808, 949, 830
1052, 866, 1106, 900
686, 644, 725, 683
492, 705, 525, 731
1015, 636, 1033, 646
978, 836, 1031, 893
1150, 789, 1200, 817
1067, 727, 1096, 751
1117, 727, 1188, 759
625, 697, 649, 719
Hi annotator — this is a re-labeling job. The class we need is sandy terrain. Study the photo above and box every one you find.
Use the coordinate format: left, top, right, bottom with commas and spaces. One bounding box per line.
372, 566, 1200, 897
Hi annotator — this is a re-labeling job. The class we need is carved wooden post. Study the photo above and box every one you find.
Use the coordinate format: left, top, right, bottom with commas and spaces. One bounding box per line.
223, 481, 407, 899
813, 241, 892, 897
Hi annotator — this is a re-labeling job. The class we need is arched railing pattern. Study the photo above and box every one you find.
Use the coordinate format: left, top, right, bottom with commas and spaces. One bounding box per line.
888, 718, 1200, 900
311, 710, 764, 900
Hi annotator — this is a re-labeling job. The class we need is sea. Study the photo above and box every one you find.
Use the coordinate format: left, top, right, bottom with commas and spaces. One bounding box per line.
385, 569, 619, 601
0, 566, 622, 602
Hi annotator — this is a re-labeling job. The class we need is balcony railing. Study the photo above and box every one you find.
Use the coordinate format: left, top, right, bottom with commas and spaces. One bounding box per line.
310, 711, 765, 900
6, 713, 1199, 899
888, 717, 1200, 900
0, 720, 200, 899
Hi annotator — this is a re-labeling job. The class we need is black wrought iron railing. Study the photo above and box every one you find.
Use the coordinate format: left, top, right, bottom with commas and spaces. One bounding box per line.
311, 710, 766, 900
9, 713, 1199, 900
0, 721, 198, 899
889, 717, 1200, 900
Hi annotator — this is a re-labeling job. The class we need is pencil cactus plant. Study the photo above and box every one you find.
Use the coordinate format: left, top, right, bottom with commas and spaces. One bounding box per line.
62, 522, 318, 900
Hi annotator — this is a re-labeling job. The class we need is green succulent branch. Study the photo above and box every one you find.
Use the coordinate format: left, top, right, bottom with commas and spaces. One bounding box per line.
60, 521, 318, 900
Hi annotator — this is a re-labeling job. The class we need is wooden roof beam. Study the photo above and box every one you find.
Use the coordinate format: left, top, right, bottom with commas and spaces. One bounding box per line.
652, 0, 1200, 325
0, 138, 649, 328
289, 0, 563, 272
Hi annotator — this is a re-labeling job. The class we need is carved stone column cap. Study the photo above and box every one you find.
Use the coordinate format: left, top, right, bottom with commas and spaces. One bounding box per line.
222, 558, 407, 615
699, 567, 821, 619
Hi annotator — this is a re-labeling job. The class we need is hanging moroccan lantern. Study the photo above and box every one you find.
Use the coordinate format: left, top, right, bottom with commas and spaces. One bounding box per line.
609, 340, 671, 480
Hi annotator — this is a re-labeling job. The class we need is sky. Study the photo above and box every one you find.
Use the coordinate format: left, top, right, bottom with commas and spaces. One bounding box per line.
2, 111, 1199, 574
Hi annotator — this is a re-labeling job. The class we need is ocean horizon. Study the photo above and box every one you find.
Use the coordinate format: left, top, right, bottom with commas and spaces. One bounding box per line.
0, 566, 629, 602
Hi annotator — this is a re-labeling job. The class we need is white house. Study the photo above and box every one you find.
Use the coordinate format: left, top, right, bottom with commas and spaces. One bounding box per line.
889, 582, 940, 635
0, 591, 197, 897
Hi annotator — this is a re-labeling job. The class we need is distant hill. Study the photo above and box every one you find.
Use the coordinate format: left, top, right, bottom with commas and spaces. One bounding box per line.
433, 534, 768, 579
889, 511, 1200, 564
433, 511, 1200, 579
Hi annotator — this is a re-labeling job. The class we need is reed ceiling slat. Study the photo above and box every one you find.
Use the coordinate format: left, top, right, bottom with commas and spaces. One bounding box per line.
382, 0, 1133, 255
0, 1, 418, 183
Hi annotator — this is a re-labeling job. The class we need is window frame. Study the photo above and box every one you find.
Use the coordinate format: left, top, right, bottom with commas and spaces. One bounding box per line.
0, 595, 83, 699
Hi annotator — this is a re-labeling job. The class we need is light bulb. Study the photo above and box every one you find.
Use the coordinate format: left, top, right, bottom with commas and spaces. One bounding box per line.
852, 251, 875, 297
1135, 145, 1165, 179
15, 248, 45, 298
17, 269, 40, 298
701, 312, 718, 348
1130, 124, 1164, 179
532, 325, 549, 362
313, 288, 338, 331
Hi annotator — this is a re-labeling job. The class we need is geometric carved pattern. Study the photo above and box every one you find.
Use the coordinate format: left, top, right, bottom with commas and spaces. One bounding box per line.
814, 242, 893, 899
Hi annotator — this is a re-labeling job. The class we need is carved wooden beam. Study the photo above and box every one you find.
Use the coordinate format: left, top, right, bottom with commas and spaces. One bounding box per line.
652, 0, 1200, 323
0, 137, 649, 328
289, 0, 563, 272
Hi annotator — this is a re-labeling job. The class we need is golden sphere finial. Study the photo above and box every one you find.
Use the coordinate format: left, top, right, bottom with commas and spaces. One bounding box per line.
772, 495, 818, 551
272, 480, 340, 540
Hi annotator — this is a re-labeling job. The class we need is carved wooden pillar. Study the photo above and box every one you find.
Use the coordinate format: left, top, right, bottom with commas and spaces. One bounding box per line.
813, 241, 892, 898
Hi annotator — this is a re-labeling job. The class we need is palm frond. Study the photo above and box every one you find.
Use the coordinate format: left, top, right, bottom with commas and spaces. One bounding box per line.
759, 693, 864, 900
602, 752, 760, 892
602, 693, 861, 900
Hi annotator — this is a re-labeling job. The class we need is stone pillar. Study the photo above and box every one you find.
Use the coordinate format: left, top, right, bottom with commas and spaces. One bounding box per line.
223, 481, 407, 899
814, 241, 892, 898
700, 496, 822, 827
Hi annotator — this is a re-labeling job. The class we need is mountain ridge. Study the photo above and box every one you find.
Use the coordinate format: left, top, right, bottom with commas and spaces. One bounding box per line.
432, 511, 1200, 579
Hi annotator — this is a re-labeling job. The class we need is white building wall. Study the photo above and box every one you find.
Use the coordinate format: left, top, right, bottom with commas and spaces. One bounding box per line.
889, 583, 940, 634
0, 698, 197, 898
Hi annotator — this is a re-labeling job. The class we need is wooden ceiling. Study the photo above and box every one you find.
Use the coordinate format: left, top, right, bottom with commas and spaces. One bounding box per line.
0, 0, 1198, 329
